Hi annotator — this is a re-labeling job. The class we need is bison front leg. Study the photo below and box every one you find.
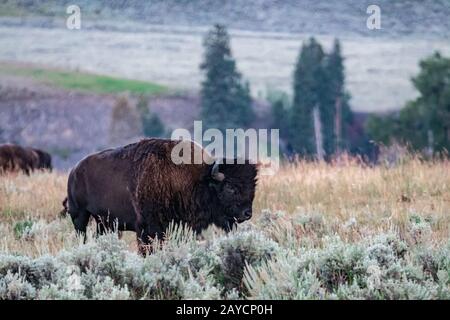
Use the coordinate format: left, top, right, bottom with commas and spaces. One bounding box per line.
136, 233, 150, 256
133, 201, 165, 255
136, 226, 163, 256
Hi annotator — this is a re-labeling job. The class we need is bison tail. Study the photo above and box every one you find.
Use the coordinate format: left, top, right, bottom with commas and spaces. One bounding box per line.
59, 197, 68, 218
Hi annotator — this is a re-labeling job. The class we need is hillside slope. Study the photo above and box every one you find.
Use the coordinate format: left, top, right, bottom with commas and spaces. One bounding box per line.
3, 0, 450, 38
0, 64, 271, 169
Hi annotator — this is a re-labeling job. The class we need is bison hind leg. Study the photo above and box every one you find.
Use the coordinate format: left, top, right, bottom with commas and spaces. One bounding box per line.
69, 209, 91, 243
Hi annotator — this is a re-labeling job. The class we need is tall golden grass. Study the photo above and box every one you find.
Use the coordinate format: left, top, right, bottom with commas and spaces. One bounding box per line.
255, 157, 450, 240
0, 157, 449, 256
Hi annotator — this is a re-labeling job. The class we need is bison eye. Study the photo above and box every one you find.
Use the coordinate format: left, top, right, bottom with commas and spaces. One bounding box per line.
223, 185, 236, 195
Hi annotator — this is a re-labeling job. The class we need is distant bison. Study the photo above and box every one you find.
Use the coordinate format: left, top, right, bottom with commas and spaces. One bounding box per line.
65, 138, 258, 254
0, 144, 52, 175
31, 148, 52, 171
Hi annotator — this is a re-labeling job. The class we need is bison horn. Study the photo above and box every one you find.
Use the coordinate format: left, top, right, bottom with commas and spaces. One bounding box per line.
211, 162, 225, 181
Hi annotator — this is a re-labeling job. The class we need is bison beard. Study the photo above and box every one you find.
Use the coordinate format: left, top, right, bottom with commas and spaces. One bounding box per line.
65, 138, 258, 255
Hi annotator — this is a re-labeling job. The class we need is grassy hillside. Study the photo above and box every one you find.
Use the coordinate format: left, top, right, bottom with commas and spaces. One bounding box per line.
0, 158, 449, 299
0, 63, 167, 95
2, 0, 449, 37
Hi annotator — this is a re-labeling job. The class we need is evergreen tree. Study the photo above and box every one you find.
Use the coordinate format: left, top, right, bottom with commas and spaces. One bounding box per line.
289, 38, 354, 159
323, 39, 344, 156
200, 24, 254, 131
366, 113, 398, 146
268, 90, 290, 140
109, 95, 141, 144
137, 95, 165, 138
411, 52, 450, 152
366, 52, 450, 154
290, 38, 327, 157
272, 100, 287, 133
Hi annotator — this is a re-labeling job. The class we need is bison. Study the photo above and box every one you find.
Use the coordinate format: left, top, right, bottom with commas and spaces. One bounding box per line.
0, 144, 52, 175
65, 138, 258, 254
31, 148, 52, 171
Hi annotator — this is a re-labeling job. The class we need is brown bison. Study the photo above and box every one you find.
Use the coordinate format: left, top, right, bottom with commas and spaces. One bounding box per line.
31, 148, 52, 171
0, 144, 52, 175
65, 138, 258, 254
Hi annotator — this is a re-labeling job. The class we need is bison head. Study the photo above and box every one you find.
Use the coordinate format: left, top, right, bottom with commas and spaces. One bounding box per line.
32, 149, 52, 171
209, 159, 258, 231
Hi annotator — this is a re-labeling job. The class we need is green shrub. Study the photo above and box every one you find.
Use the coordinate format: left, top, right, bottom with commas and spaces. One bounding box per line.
0, 272, 36, 300
207, 229, 280, 295
13, 220, 33, 240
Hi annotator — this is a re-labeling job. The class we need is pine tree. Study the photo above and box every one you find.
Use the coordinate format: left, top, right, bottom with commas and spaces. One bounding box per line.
268, 90, 290, 135
200, 24, 254, 131
322, 40, 341, 156
109, 95, 141, 144
290, 38, 327, 157
137, 95, 165, 138
411, 52, 450, 152
323, 39, 356, 156
272, 99, 284, 125
366, 52, 450, 154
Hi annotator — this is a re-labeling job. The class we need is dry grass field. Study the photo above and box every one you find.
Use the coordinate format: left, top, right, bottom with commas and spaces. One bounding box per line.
0, 158, 449, 299
256, 157, 450, 241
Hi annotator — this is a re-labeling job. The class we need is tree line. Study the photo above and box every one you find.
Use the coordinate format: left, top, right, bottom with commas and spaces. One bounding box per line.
107, 24, 449, 161
200, 24, 450, 160
3, 24, 446, 161
366, 52, 450, 155
200, 24, 356, 160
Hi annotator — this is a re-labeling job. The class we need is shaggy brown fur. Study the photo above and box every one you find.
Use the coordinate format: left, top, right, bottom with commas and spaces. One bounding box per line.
0, 144, 52, 175
31, 148, 52, 171
65, 138, 258, 254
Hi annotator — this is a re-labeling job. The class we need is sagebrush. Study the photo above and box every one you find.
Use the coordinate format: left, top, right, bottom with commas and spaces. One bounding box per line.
0, 158, 449, 299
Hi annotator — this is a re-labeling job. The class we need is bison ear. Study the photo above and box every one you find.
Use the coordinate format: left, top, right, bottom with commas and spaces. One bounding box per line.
210, 161, 225, 182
